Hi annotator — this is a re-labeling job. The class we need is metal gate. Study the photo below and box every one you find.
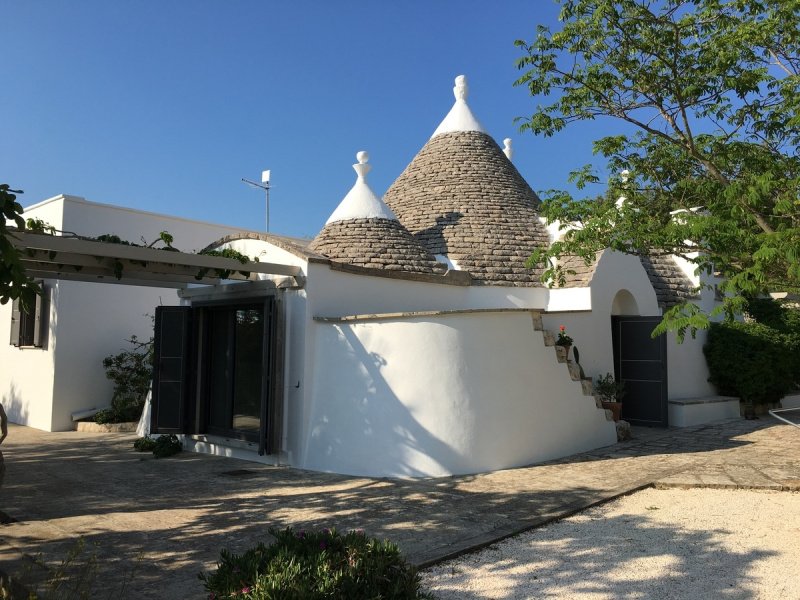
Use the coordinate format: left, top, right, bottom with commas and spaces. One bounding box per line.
611, 316, 668, 427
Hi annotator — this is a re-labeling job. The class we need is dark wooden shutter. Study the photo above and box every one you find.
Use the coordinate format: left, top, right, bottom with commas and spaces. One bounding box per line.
9, 298, 20, 346
267, 295, 284, 455
151, 306, 192, 434
260, 295, 283, 456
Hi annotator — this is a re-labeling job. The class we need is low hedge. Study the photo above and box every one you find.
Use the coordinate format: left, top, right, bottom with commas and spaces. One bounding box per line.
704, 299, 800, 404
200, 527, 431, 599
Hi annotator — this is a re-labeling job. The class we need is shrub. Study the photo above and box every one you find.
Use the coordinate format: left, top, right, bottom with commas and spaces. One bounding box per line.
199, 527, 431, 599
152, 434, 182, 459
133, 436, 158, 452
97, 333, 153, 424
704, 320, 799, 404
594, 373, 625, 403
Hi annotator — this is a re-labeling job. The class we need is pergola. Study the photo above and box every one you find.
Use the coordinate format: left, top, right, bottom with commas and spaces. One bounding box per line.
9, 229, 304, 289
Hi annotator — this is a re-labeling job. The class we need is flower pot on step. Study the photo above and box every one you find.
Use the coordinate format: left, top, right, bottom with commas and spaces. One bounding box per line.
601, 401, 623, 422
555, 345, 572, 362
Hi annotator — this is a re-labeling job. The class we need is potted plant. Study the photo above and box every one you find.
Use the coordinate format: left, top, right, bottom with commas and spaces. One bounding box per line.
594, 372, 625, 422
555, 325, 574, 361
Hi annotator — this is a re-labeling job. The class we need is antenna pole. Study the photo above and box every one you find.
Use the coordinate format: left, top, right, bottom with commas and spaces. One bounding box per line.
241, 173, 271, 232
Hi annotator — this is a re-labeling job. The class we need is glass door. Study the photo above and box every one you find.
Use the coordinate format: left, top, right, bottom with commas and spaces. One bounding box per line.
206, 304, 265, 441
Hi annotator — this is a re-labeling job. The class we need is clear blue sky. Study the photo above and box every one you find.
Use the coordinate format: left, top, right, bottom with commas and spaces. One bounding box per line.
2, 1, 616, 240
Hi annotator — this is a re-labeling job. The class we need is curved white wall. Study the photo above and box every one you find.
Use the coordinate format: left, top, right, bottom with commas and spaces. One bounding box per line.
301, 311, 616, 478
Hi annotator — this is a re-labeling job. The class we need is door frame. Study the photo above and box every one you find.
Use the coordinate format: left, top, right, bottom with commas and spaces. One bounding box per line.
611, 315, 669, 427
151, 291, 283, 456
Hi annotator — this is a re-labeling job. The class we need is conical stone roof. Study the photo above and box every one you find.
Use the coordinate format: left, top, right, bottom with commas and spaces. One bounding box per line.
384, 126, 550, 286
310, 152, 443, 274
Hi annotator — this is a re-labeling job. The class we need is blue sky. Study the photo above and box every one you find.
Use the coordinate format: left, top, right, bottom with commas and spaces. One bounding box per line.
2, 1, 616, 240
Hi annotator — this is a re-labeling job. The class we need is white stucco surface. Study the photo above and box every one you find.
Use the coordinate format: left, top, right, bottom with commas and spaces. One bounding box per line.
306, 263, 548, 318
302, 311, 616, 477
1, 195, 261, 431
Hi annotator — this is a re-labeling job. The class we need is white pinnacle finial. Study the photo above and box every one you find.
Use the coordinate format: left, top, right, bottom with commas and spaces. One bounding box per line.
620, 169, 630, 183
454, 75, 468, 101
353, 150, 372, 180
431, 74, 486, 138
503, 138, 513, 160
324, 150, 396, 225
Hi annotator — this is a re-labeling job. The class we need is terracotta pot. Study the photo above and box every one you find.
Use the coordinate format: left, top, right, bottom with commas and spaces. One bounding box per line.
601, 401, 623, 422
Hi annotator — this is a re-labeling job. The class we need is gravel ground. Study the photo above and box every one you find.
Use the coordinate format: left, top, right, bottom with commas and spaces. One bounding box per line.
421, 488, 800, 600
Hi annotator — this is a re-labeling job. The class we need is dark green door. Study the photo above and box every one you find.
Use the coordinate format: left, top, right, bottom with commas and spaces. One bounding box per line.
611, 316, 668, 427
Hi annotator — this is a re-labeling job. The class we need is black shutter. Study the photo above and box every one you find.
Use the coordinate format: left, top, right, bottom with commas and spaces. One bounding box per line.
9, 298, 20, 346
258, 296, 276, 456
151, 306, 192, 434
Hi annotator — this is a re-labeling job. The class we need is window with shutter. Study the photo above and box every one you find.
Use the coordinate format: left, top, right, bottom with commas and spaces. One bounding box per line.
9, 283, 46, 348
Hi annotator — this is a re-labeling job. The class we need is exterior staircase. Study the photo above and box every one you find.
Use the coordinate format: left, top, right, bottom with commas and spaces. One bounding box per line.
533, 311, 619, 427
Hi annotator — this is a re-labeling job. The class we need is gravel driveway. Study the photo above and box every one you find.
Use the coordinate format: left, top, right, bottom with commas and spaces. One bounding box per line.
422, 487, 800, 599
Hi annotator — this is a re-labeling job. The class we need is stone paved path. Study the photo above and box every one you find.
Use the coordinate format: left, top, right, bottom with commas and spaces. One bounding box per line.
0, 417, 798, 598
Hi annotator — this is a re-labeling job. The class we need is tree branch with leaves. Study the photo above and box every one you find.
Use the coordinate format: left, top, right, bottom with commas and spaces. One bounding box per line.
516, 0, 800, 338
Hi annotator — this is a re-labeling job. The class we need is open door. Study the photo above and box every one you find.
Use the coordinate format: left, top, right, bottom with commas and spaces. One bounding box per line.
151, 306, 193, 434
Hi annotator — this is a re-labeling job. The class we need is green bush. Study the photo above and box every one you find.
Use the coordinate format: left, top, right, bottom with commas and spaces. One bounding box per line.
96, 333, 153, 424
704, 320, 799, 404
152, 434, 182, 459
133, 436, 158, 452
199, 527, 431, 600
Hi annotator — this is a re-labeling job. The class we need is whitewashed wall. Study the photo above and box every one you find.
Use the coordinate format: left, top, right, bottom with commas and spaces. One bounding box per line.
1, 195, 260, 431
0, 201, 64, 430
306, 262, 548, 317
543, 251, 660, 381
543, 250, 717, 402
0, 283, 58, 430
301, 311, 616, 478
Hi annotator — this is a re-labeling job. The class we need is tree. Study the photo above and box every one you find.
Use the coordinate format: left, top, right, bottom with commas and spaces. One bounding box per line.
515, 0, 800, 338
0, 184, 38, 306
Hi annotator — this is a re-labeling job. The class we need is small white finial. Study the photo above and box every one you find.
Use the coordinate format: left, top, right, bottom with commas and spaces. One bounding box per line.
454, 75, 468, 101
620, 169, 630, 183
324, 149, 396, 224
503, 138, 513, 160
353, 150, 372, 179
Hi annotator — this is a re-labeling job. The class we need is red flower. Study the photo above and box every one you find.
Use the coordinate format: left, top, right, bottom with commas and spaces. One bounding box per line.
560, 325, 566, 331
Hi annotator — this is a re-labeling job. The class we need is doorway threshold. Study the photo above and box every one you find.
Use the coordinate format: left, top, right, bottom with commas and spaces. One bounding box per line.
184, 433, 281, 466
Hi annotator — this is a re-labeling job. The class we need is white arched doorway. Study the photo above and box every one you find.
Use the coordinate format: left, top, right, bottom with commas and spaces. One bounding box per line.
611, 289, 639, 315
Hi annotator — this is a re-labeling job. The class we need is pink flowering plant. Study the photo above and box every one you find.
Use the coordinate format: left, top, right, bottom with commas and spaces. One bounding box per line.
199, 526, 432, 599
556, 325, 574, 346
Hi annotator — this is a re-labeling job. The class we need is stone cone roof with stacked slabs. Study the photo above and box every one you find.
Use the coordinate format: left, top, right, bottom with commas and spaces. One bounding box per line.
560, 252, 603, 287
383, 130, 550, 286
640, 254, 699, 308
309, 217, 444, 274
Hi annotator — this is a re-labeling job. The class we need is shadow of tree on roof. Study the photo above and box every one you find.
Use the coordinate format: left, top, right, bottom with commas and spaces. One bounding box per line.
414, 212, 462, 255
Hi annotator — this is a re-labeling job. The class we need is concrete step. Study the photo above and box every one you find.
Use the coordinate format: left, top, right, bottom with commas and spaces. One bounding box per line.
531, 311, 543, 331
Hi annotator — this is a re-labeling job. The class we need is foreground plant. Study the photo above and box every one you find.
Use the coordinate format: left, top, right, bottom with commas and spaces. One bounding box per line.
516, 0, 800, 339
200, 527, 431, 599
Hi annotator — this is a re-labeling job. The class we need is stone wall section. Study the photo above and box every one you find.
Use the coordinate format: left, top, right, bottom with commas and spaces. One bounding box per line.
640, 254, 699, 308
383, 131, 550, 287
309, 218, 445, 274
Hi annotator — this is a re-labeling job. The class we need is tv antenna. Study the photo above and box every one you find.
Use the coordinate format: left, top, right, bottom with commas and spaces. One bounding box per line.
242, 169, 271, 232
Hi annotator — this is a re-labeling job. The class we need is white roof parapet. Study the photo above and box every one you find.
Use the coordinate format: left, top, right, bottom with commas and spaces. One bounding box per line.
431, 75, 487, 138
324, 151, 398, 225
503, 138, 513, 160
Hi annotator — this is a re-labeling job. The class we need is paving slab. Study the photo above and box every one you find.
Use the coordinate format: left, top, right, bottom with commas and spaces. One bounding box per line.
0, 417, 799, 598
